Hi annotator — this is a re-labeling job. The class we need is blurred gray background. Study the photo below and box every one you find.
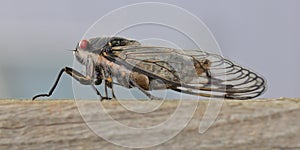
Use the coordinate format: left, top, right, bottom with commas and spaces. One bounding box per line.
0, 0, 299, 99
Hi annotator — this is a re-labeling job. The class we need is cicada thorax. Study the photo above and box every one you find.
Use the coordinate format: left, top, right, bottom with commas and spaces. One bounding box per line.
98, 40, 149, 90
101, 37, 142, 53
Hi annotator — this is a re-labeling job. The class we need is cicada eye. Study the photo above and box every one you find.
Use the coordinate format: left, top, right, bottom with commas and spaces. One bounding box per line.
79, 40, 89, 50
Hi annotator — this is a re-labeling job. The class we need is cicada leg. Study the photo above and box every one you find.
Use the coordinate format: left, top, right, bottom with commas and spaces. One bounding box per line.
111, 86, 116, 99
32, 66, 111, 101
105, 77, 117, 99
104, 81, 109, 98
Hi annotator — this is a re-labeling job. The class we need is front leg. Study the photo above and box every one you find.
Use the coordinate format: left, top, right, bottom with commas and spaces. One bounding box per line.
86, 56, 111, 101
33, 67, 107, 100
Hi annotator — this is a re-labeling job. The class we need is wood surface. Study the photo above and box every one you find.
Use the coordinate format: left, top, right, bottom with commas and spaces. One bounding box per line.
0, 98, 299, 150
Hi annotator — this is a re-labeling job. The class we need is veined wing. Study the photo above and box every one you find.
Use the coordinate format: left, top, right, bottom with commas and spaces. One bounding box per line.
105, 46, 266, 99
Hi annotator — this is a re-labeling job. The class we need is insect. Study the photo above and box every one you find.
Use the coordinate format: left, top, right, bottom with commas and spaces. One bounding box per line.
32, 37, 266, 100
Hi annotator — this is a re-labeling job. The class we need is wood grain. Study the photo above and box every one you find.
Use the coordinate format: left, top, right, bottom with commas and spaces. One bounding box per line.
0, 98, 299, 150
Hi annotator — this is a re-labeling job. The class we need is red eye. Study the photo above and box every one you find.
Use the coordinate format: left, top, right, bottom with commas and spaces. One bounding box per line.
79, 40, 89, 50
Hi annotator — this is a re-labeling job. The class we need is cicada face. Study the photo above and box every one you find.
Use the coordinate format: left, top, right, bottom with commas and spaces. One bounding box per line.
73, 37, 110, 65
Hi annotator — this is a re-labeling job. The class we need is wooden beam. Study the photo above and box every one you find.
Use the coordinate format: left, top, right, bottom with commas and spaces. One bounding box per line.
0, 98, 299, 149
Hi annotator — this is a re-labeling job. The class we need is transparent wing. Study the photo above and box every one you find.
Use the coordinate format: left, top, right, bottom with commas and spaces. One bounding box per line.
105, 46, 266, 99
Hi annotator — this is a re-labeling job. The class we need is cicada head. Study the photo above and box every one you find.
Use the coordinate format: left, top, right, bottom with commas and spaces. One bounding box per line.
73, 37, 111, 65
74, 37, 140, 65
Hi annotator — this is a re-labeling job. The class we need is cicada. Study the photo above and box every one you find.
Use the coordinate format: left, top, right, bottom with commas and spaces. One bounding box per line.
32, 37, 266, 100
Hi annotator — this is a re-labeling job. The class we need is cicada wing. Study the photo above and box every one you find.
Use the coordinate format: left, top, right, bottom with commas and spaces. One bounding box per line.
106, 46, 266, 99
184, 50, 266, 99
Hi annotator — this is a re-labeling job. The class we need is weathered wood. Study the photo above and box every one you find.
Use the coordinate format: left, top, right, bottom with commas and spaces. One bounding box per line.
0, 98, 299, 150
